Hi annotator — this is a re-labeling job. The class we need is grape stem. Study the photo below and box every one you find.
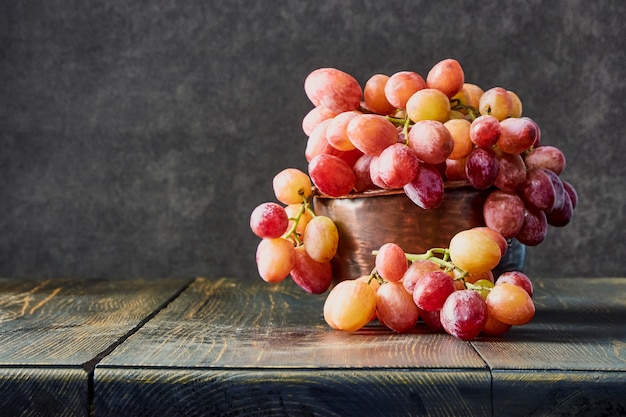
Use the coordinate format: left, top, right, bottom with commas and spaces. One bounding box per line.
371, 247, 469, 280
282, 192, 316, 246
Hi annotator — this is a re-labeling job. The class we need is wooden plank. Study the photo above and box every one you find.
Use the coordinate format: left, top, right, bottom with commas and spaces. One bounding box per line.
95, 277, 491, 416
0, 277, 191, 365
95, 368, 491, 417
0, 277, 191, 416
0, 368, 87, 417
472, 277, 626, 415
471, 277, 626, 371
98, 277, 487, 369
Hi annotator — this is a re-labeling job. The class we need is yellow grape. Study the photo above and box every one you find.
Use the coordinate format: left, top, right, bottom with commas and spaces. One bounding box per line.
303, 215, 338, 263
272, 168, 312, 205
449, 228, 502, 274
255, 238, 296, 283
462, 83, 484, 109
283, 203, 313, 240
444, 118, 473, 160
507, 90, 523, 118
406, 89, 451, 123
479, 87, 512, 121
323, 279, 377, 332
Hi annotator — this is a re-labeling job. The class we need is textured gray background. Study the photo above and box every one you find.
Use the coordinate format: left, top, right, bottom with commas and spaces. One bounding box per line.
1, 0, 624, 280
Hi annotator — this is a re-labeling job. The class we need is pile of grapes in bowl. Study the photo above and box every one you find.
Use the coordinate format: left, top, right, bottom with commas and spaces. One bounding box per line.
249, 58, 577, 340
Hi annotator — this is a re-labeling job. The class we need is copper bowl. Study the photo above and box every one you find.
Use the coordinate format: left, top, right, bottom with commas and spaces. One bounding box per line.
313, 182, 525, 282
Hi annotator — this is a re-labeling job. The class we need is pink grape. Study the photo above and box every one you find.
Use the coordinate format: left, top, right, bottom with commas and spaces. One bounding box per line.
412, 270, 456, 312
375, 242, 409, 282
290, 245, 332, 294
515, 208, 548, 246
562, 180, 578, 209
326, 110, 361, 151
376, 143, 420, 188
304, 68, 362, 113
250, 202, 289, 239
347, 114, 399, 156
375, 281, 420, 333
444, 158, 468, 181
483, 190, 525, 238
302, 106, 339, 136
407, 120, 454, 165
546, 191, 574, 227
352, 154, 376, 192
493, 150, 526, 192
524, 145, 566, 175
256, 238, 296, 283
465, 147, 499, 190
369, 156, 393, 189
496, 271, 533, 297
384, 71, 426, 109
497, 117, 538, 154
418, 308, 445, 332
519, 168, 558, 212
308, 154, 356, 197
469, 115, 501, 148
402, 259, 441, 294
403, 162, 444, 209
426, 58, 465, 98
305, 119, 339, 162
440, 290, 488, 340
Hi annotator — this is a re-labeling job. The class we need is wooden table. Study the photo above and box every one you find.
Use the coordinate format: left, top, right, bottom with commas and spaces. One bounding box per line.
0, 276, 624, 416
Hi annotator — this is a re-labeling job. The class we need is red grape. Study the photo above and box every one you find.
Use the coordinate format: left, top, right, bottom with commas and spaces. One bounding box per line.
469, 115, 501, 148
515, 207, 548, 247
440, 290, 488, 340
412, 270, 456, 312
465, 147, 498, 190
376, 281, 420, 333
347, 114, 399, 156
376, 143, 420, 188
290, 245, 332, 294
426, 58, 465, 98
524, 145, 566, 175
483, 190, 525, 238
304, 68, 362, 113
496, 271, 533, 297
403, 162, 445, 209
308, 154, 355, 197
497, 117, 538, 154
375, 242, 409, 283
407, 120, 454, 165
385, 71, 426, 109
250, 202, 289, 239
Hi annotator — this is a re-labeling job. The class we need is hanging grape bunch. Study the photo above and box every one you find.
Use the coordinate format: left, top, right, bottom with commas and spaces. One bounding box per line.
250, 58, 578, 340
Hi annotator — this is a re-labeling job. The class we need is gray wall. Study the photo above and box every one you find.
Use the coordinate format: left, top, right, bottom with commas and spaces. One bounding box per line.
1, 1, 624, 280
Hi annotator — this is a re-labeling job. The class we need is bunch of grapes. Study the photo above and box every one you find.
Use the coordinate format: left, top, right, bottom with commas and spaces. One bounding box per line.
250, 168, 337, 294
324, 227, 535, 340
302, 58, 577, 246
250, 58, 578, 339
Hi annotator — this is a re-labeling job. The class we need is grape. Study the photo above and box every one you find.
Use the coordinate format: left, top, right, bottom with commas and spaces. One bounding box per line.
290, 245, 332, 294
483, 190, 525, 238
546, 190, 574, 227
418, 308, 445, 332
326, 110, 360, 151
507, 90, 523, 118
472, 227, 508, 256
405, 88, 451, 123
426, 58, 465, 98
284, 203, 313, 240
376, 281, 420, 333
496, 271, 533, 297
375, 242, 409, 283
479, 87, 512, 121
449, 228, 502, 274
524, 116, 542, 147
302, 106, 339, 136
562, 180, 578, 209
470, 279, 495, 299
497, 117, 538, 154
303, 215, 338, 263
412, 270, 456, 312
481, 313, 512, 336
515, 207, 548, 247
250, 202, 289, 239
308, 154, 356, 197
304, 68, 362, 113
543, 168, 566, 211
384, 71, 426, 109
407, 120, 454, 164
469, 115, 501, 148
524, 145, 566, 175
403, 162, 445, 209
376, 143, 420, 188
347, 114, 399, 156
305, 119, 339, 162
369, 156, 393, 189
323, 279, 377, 331
443, 118, 473, 160
465, 147, 498, 190
465, 271, 495, 285
352, 154, 376, 192
518, 168, 558, 212
272, 168, 313, 205
462, 83, 484, 109
445, 157, 468, 181
493, 150, 526, 192
402, 259, 441, 294
255, 238, 296, 283
486, 282, 535, 325
440, 290, 488, 341
364, 73, 397, 115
